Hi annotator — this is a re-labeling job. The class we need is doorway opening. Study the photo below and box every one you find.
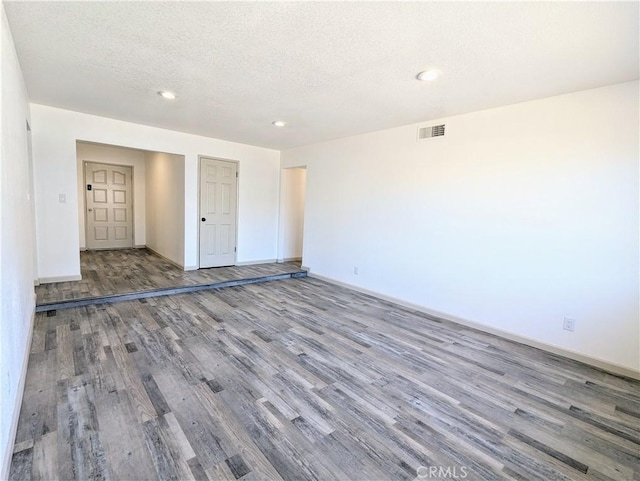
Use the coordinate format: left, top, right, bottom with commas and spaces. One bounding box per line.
278, 167, 306, 265
76, 140, 186, 266
27, 120, 38, 285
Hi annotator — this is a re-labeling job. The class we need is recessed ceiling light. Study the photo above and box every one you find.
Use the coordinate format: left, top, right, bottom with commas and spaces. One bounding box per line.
158, 91, 176, 99
416, 69, 441, 81
272, 120, 287, 127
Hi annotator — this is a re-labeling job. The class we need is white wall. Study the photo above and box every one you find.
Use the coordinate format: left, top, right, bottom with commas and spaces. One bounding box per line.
0, 5, 35, 479
282, 81, 640, 373
145, 151, 185, 266
278, 167, 306, 261
76, 142, 146, 248
30, 104, 280, 279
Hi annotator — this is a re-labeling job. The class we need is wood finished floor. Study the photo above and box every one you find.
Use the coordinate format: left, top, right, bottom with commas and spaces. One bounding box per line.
35, 249, 303, 305
12, 277, 640, 481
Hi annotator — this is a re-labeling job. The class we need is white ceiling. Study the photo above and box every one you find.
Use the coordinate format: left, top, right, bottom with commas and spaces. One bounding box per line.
4, 1, 639, 150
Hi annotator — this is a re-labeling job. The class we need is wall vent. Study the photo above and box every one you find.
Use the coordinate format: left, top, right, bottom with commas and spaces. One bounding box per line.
417, 124, 445, 141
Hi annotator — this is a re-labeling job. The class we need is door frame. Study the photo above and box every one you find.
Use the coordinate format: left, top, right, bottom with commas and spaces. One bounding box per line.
277, 166, 307, 264
197, 155, 239, 268
83, 160, 135, 250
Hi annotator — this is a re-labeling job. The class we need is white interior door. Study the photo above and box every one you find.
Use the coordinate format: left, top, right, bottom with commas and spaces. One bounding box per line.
85, 162, 133, 249
199, 158, 237, 268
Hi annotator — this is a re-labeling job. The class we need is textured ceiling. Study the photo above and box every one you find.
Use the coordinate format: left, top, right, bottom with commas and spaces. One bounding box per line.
4, 1, 639, 150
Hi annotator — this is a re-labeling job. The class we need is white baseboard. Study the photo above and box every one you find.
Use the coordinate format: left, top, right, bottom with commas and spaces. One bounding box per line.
236, 259, 277, 266
38, 274, 82, 284
1, 296, 36, 480
82, 246, 145, 250
277, 257, 302, 263
184, 265, 198, 271
308, 272, 640, 381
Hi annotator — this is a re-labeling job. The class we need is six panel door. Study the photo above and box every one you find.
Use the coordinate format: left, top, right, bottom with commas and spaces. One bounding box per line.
85, 162, 133, 249
199, 158, 237, 268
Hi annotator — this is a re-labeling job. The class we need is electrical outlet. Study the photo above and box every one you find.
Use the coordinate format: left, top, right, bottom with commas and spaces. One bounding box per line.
563, 317, 576, 332
58, 193, 66, 203
354, 266, 359, 275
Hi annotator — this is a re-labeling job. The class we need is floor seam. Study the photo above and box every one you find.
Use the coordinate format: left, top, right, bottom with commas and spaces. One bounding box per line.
35, 271, 308, 312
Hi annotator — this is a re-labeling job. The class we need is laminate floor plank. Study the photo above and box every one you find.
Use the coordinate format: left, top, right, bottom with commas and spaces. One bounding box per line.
14, 350, 57, 446
11, 276, 640, 480
94, 389, 157, 480
66, 381, 109, 480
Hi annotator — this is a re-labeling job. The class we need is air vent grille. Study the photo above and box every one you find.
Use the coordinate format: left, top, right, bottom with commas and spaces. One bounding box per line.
417, 124, 445, 141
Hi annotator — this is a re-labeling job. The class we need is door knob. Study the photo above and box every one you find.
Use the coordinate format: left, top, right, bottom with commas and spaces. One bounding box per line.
201, 217, 206, 222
